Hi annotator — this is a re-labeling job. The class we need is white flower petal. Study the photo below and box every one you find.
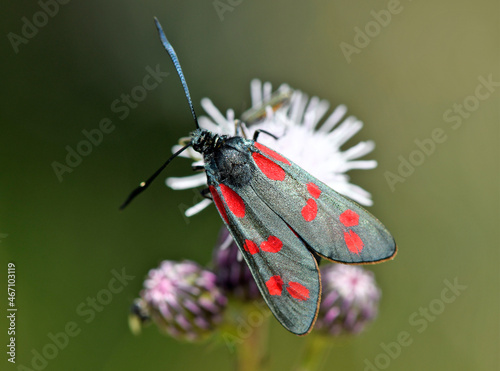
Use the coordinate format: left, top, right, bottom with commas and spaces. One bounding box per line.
341, 140, 375, 161
226, 109, 235, 127
185, 199, 212, 217
166, 173, 206, 190
327, 117, 363, 147
200, 98, 231, 132
263, 81, 272, 101
219, 233, 234, 250
289, 91, 308, 123
340, 160, 378, 172
250, 79, 262, 106
318, 104, 348, 133
198, 116, 220, 133
265, 106, 274, 121
312, 100, 331, 129
344, 186, 374, 207
304, 96, 328, 129
277, 83, 291, 94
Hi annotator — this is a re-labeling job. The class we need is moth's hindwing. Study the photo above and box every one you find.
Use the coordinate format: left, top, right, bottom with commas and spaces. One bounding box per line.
208, 158, 321, 335
249, 142, 397, 264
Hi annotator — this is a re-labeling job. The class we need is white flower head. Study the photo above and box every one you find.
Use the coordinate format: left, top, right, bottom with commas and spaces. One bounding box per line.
166, 79, 377, 217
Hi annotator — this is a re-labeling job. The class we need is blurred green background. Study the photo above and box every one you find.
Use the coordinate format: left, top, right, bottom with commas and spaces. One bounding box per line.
1, 0, 498, 370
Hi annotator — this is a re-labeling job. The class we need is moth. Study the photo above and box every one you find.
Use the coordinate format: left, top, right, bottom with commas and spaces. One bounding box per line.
122, 18, 397, 335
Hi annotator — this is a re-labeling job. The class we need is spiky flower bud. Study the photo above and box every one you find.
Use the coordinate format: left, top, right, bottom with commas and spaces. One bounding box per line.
315, 264, 381, 335
139, 260, 227, 341
212, 227, 261, 301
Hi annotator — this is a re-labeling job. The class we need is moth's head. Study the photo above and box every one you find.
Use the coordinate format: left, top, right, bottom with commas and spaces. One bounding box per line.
191, 129, 222, 154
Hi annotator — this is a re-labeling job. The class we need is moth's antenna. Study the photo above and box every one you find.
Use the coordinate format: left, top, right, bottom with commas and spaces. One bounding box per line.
154, 17, 199, 129
120, 19, 201, 210
120, 143, 191, 210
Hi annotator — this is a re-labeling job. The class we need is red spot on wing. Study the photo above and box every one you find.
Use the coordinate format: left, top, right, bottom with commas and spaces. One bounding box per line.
219, 184, 245, 218
252, 152, 286, 181
301, 198, 318, 222
209, 186, 228, 223
307, 182, 321, 199
244, 239, 259, 255
340, 209, 359, 227
260, 236, 283, 253
254, 142, 291, 165
343, 230, 364, 254
287, 282, 310, 301
266, 276, 283, 296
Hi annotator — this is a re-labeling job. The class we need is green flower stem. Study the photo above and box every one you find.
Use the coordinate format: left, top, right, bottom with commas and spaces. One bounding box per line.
297, 335, 333, 371
236, 313, 269, 371
220, 301, 270, 371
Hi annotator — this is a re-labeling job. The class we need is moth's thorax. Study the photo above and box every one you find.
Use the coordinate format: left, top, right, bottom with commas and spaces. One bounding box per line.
196, 133, 254, 187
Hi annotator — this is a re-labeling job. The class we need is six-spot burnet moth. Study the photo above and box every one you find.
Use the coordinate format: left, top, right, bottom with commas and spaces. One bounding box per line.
121, 18, 397, 336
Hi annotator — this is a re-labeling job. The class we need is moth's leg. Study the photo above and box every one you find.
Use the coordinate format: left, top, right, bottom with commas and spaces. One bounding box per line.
200, 188, 212, 200
253, 129, 279, 142
234, 119, 250, 139
234, 119, 241, 136
191, 164, 205, 172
